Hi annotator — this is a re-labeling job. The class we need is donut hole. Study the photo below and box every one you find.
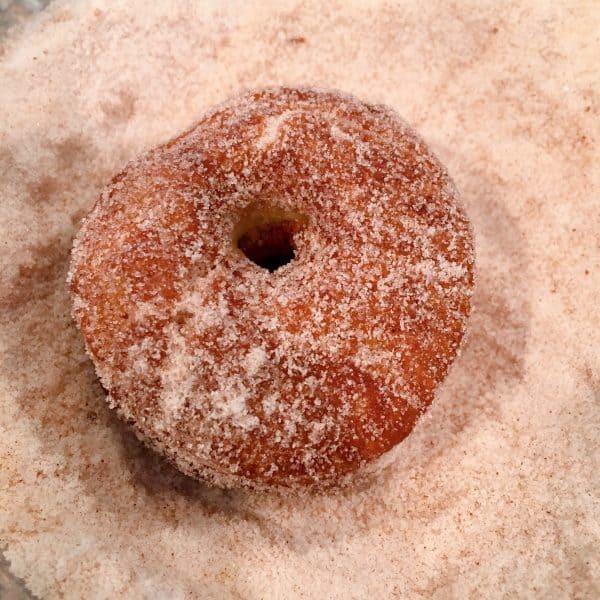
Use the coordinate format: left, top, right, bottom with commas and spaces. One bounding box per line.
237, 220, 298, 272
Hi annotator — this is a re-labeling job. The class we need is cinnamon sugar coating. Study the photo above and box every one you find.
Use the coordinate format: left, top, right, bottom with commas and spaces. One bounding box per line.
68, 87, 474, 488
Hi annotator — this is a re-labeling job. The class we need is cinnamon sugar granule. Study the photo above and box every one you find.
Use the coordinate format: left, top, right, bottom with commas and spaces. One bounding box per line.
0, 1, 598, 599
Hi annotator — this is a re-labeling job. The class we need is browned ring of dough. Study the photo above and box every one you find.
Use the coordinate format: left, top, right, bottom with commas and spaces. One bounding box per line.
69, 87, 475, 488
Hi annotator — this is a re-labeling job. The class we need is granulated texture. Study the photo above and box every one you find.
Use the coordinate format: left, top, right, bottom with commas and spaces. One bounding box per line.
0, 1, 598, 598
68, 86, 474, 489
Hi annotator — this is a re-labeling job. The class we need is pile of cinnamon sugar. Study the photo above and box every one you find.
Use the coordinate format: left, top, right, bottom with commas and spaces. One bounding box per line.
1, 1, 598, 598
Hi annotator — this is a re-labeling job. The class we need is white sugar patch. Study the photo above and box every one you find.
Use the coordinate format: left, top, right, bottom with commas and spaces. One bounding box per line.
256, 111, 294, 150
209, 388, 259, 431
245, 346, 267, 376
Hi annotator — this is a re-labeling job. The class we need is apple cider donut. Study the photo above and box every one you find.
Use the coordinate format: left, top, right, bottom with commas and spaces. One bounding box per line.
68, 87, 475, 488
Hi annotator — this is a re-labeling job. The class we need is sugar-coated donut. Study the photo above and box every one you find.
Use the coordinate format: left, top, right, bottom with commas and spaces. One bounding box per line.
68, 87, 475, 489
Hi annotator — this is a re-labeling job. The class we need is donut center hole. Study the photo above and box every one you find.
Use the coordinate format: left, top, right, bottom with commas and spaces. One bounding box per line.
237, 220, 298, 272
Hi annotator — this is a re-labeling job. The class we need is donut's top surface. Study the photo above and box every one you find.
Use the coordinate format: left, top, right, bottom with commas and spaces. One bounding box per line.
69, 87, 475, 488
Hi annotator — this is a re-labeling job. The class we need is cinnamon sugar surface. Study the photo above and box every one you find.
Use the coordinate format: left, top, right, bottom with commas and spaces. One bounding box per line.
68, 86, 475, 489
0, 1, 598, 598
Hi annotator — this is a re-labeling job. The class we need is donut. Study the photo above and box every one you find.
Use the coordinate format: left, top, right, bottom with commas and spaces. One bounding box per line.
68, 87, 475, 489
